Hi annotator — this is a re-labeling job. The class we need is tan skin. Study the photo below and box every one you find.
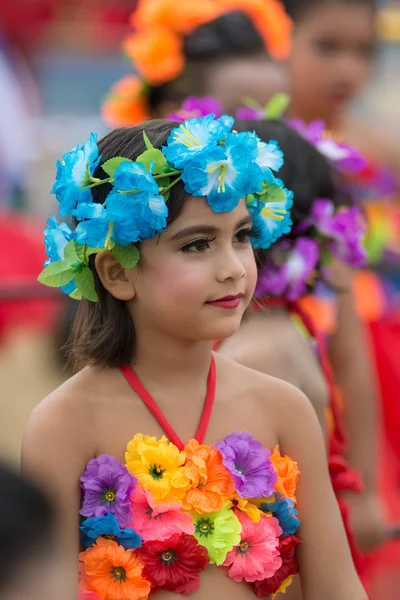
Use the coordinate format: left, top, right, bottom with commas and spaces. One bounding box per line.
23, 198, 366, 600
286, 0, 394, 552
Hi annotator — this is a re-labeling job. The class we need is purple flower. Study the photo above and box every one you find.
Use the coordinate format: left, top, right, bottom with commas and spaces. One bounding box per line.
287, 119, 366, 175
217, 431, 277, 499
236, 106, 264, 120
256, 237, 319, 301
167, 96, 223, 122
311, 199, 367, 268
80, 454, 137, 527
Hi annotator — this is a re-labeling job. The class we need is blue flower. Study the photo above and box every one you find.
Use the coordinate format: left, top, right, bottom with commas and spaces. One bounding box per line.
106, 189, 168, 246
253, 135, 284, 173
43, 215, 76, 295
51, 133, 100, 217
181, 132, 263, 213
75, 203, 109, 249
114, 161, 160, 201
163, 114, 234, 169
250, 186, 293, 250
260, 495, 300, 536
80, 513, 143, 550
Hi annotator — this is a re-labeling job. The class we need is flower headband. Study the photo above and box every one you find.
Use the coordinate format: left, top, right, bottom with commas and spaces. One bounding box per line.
102, 0, 292, 127
38, 114, 293, 302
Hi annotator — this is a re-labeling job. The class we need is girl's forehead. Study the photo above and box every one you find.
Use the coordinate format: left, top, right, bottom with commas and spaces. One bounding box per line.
165, 197, 251, 234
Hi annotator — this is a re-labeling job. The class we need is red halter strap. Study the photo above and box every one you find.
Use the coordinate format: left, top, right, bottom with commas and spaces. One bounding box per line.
120, 356, 216, 451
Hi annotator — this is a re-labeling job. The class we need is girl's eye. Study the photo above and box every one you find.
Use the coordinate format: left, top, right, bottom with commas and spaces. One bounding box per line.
235, 228, 257, 244
314, 38, 340, 55
180, 237, 215, 253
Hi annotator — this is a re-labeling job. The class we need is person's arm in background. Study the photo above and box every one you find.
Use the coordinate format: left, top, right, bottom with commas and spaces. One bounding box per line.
328, 260, 389, 551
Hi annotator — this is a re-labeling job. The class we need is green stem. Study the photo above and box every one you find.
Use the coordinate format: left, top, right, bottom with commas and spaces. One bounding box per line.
105, 222, 114, 251
160, 176, 182, 194
83, 244, 88, 265
84, 177, 112, 190
153, 170, 181, 179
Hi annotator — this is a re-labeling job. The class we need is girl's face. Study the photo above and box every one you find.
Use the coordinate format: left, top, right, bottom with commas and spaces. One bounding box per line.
288, 2, 375, 123
130, 197, 258, 343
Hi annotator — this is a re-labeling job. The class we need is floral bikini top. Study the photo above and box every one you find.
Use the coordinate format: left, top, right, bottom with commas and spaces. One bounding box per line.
78, 357, 301, 600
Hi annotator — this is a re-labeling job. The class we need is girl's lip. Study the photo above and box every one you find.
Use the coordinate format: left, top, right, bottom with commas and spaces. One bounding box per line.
206, 294, 244, 309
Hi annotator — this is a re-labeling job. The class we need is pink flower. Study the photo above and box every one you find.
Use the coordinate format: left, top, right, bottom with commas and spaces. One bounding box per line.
223, 512, 282, 583
130, 486, 194, 542
78, 592, 101, 600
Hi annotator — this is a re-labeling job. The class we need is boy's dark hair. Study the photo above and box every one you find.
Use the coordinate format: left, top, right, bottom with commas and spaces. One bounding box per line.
70, 120, 188, 371
282, 0, 376, 22
0, 463, 55, 589
149, 11, 266, 113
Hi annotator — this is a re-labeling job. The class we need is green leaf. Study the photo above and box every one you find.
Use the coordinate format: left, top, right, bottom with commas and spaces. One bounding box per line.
143, 131, 155, 151
74, 267, 98, 302
64, 240, 79, 265
136, 148, 168, 174
112, 244, 140, 269
158, 175, 171, 201
242, 96, 263, 110
37, 261, 75, 288
102, 157, 132, 178
264, 93, 290, 120
259, 182, 287, 204
69, 288, 83, 300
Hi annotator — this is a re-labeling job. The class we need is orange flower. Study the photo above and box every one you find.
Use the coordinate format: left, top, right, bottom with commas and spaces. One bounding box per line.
183, 439, 235, 513
132, 0, 220, 35
271, 447, 300, 503
101, 76, 150, 127
124, 28, 184, 85
79, 538, 150, 600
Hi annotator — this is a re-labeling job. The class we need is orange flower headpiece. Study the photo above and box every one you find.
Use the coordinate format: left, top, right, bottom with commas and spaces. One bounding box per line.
102, 0, 292, 127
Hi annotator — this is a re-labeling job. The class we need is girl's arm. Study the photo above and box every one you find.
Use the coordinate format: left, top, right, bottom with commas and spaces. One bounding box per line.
274, 379, 367, 600
21, 390, 94, 600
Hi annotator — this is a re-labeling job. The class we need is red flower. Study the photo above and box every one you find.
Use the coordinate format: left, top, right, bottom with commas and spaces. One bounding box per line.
137, 534, 209, 595
253, 535, 301, 598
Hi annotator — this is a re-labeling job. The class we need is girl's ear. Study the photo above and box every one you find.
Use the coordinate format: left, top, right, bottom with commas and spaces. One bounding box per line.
95, 251, 136, 301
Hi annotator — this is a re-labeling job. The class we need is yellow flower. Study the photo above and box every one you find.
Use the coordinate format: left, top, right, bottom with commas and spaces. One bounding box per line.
229, 496, 265, 523
272, 575, 294, 598
125, 434, 190, 503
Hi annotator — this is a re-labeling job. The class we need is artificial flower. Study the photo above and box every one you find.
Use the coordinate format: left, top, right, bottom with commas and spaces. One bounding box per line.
270, 446, 301, 503
253, 136, 284, 173
163, 114, 234, 169
253, 535, 301, 598
182, 439, 235, 513
137, 533, 209, 595
311, 199, 367, 268
287, 119, 366, 175
130, 487, 195, 542
167, 96, 223, 122
102, 75, 150, 128
131, 0, 220, 35
217, 431, 278, 499
125, 434, 190, 503
260, 494, 300, 536
113, 162, 160, 200
250, 186, 293, 250
43, 215, 76, 294
124, 27, 184, 85
79, 538, 150, 600
80, 455, 137, 528
181, 132, 262, 212
51, 133, 100, 217
192, 503, 242, 565
80, 513, 143, 550
223, 512, 282, 582
74, 204, 109, 249
255, 238, 319, 302
78, 591, 101, 600
229, 496, 264, 524
236, 106, 264, 120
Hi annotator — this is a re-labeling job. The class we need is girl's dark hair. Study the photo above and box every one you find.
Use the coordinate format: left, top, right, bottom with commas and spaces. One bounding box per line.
149, 11, 265, 113
282, 0, 376, 21
69, 120, 188, 371
0, 464, 55, 589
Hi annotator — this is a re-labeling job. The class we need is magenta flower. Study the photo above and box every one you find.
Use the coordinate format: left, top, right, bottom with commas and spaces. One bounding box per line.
223, 512, 282, 582
256, 237, 319, 301
236, 106, 264, 120
287, 119, 366, 175
80, 454, 137, 527
217, 432, 278, 499
311, 199, 367, 268
167, 96, 223, 122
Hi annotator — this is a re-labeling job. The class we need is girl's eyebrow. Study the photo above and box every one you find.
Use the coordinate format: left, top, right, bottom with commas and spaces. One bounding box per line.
170, 216, 253, 242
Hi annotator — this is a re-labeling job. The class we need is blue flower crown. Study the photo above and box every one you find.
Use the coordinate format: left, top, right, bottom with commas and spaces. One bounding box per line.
38, 114, 293, 301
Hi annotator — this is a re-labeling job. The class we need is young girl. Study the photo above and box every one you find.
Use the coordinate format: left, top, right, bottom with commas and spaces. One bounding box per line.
22, 115, 366, 600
